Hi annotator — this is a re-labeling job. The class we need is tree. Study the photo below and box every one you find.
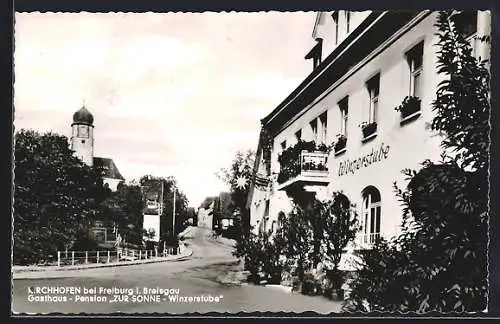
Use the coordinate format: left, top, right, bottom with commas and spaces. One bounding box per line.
100, 183, 143, 246
344, 11, 489, 312
138, 175, 189, 245
13, 129, 106, 265
217, 150, 256, 231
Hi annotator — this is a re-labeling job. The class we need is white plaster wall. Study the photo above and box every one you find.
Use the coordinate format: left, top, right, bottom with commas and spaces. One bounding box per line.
143, 214, 160, 242
71, 125, 94, 166
268, 13, 445, 241
197, 208, 213, 229
103, 178, 123, 192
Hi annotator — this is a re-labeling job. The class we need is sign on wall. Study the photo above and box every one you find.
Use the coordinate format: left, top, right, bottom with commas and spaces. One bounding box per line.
338, 142, 390, 176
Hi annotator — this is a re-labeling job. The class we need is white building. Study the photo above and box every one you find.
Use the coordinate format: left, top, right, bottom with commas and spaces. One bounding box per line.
247, 11, 490, 250
70, 105, 125, 191
197, 197, 216, 229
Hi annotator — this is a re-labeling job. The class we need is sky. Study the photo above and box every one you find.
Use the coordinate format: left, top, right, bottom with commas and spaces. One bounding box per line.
14, 12, 316, 208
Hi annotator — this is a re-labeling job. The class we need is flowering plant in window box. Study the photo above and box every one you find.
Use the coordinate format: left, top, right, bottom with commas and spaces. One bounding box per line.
277, 140, 330, 184
334, 134, 347, 153
395, 96, 421, 119
361, 122, 377, 138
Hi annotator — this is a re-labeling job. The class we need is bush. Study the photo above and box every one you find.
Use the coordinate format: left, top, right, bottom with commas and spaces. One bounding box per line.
344, 11, 489, 313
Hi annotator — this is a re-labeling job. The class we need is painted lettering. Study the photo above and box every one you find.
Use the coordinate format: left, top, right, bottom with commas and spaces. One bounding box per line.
337, 143, 391, 177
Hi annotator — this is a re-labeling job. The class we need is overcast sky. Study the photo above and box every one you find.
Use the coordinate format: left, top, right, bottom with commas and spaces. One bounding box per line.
14, 12, 316, 207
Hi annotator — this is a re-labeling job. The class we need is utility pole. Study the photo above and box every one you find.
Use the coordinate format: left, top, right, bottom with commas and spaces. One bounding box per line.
172, 186, 176, 238
160, 180, 164, 244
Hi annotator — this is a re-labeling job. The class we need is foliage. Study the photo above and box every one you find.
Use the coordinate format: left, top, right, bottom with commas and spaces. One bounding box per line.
100, 183, 143, 245
218, 150, 256, 253
344, 11, 489, 313
139, 175, 189, 243
334, 135, 347, 153
360, 122, 377, 138
433, 11, 490, 172
232, 227, 285, 284
395, 96, 422, 118
277, 140, 331, 184
279, 193, 358, 294
13, 129, 107, 265
234, 192, 358, 295
344, 161, 487, 312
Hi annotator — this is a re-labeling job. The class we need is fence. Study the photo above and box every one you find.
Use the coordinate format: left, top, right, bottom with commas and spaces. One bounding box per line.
56, 247, 181, 267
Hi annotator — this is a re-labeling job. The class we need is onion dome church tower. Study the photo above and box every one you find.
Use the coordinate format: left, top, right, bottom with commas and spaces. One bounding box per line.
71, 105, 94, 167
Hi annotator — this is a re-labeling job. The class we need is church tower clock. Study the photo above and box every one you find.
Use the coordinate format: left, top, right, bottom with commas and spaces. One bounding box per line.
71, 105, 94, 167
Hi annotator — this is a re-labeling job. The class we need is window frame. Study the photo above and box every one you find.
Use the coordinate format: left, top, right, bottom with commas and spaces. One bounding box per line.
345, 11, 351, 34
319, 111, 328, 145
331, 12, 339, 45
280, 140, 287, 152
361, 187, 381, 245
366, 74, 380, 124
310, 118, 318, 143
295, 129, 302, 142
406, 42, 424, 98
338, 96, 349, 137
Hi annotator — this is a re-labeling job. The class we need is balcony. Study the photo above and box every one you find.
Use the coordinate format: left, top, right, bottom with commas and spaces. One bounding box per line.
354, 232, 381, 249
277, 149, 330, 191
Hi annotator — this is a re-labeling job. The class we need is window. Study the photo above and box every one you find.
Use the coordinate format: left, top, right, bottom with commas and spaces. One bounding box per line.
319, 112, 327, 144
332, 12, 339, 45
280, 140, 287, 151
305, 39, 323, 69
295, 129, 302, 142
310, 119, 318, 142
263, 200, 270, 232
345, 11, 351, 34
406, 42, 424, 98
451, 11, 478, 55
452, 11, 478, 39
77, 125, 89, 138
338, 96, 349, 137
361, 186, 381, 245
366, 74, 380, 124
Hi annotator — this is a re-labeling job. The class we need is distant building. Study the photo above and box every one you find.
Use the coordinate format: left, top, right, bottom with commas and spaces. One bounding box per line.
198, 197, 217, 229
141, 178, 164, 243
70, 105, 125, 191
213, 192, 236, 231
71, 105, 126, 247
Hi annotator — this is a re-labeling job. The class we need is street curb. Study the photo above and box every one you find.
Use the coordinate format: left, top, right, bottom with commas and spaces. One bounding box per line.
12, 247, 194, 279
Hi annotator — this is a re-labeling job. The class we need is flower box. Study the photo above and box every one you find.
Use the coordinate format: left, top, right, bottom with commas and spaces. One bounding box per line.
361, 122, 377, 139
395, 96, 421, 119
334, 135, 347, 153
277, 140, 329, 184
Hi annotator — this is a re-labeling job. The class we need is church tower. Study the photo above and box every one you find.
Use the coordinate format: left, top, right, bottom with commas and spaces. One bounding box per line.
71, 105, 94, 167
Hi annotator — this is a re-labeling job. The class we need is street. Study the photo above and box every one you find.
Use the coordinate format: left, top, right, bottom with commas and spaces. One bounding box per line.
12, 227, 343, 314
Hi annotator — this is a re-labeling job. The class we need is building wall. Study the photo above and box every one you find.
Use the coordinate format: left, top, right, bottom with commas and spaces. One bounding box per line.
314, 11, 372, 60
143, 214, 160, 242
266, 12, 446, 241
103, 177, 123, 192
71, 124, 94, 166
197, 205, 214, 229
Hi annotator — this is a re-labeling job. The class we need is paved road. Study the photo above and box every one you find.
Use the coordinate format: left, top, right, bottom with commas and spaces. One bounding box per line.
12, 227, 342, 314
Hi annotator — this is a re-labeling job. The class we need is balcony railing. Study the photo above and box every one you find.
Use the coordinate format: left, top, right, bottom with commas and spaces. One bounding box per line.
355, 232, 381, 249
277, 150, 330, 190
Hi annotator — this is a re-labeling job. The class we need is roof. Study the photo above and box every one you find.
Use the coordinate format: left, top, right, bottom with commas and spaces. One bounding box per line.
72, 105, 94, 126
199, 197, 217, 209
261, 11, 422, 133
94, 157, 125, 180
